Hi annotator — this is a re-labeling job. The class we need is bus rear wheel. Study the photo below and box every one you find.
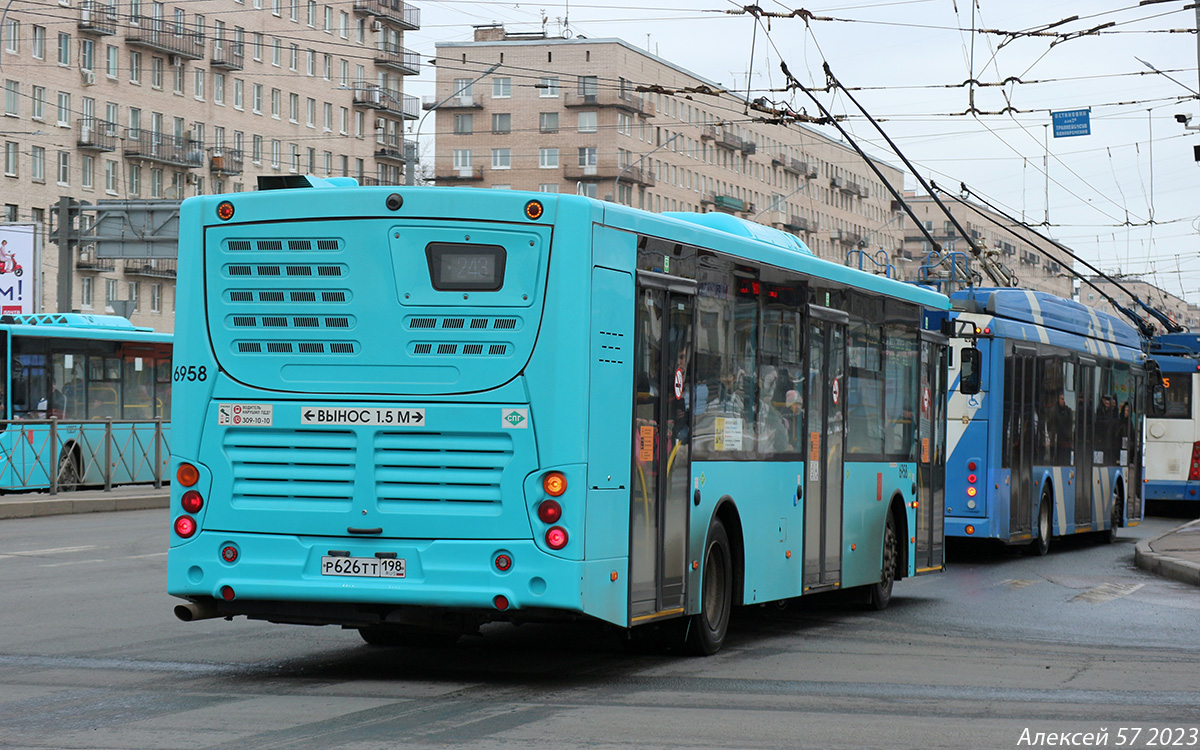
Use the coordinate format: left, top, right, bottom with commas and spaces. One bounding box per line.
1029, 491, 1051, 557
57, 446, 82, 491
1105, 486, 1123, 544
866, 510, 897, 611
686, 517, 732, 656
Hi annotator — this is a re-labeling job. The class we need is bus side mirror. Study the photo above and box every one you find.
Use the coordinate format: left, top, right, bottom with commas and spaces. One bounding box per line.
960, 347, 981, 396
1150, 383, 1166, 416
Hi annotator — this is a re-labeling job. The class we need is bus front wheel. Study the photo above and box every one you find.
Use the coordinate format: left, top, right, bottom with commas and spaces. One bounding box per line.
1105, 486, 1123, 544
686, 517, 732, 656
866, 510, 897, 611
1030, 492, 1051, 557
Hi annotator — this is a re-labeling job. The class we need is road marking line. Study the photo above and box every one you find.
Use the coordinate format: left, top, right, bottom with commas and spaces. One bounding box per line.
0, 545, 98, 559
1070, 582, 1144, 604
999, 579, 1039, 590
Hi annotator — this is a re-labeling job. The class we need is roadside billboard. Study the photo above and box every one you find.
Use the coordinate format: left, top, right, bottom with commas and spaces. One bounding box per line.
0, 224, 39, 315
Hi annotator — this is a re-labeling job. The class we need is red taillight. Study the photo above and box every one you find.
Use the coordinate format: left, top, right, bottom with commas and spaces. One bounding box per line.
967, 461, 977, 471
220, 585, 235, 601
493, 595, 509, 610
537, 499, 562, 524
181, 490, 203, 513
173, 515, 196, 538
1190, 442, 1200, 481
494, 553, 512, 572
967, 474, 977, 484
221, 545, 239, 563
545, 526, 568, 550
176, 463, 199, 487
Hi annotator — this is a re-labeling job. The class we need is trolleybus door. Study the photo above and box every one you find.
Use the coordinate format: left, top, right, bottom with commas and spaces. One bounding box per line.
1075, 359, 1097, 530
630, 271, 696, 621
915, 334, 948, 573
1009, 348, 1037, 538
803, 305, 847, 591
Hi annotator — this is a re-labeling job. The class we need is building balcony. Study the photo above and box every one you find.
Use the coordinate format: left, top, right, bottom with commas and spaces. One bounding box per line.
375, 135, 417, 163
563, 90, 653, 116
833, 229, 865, 246
374, 44, 420, 75
211, 41, 244, 71
422, 94, 482, 110
352, 0, 420, 30
77, 118, 117, 152
76, 249, 115, 271
210, 149, 244, 176
123, 130, 205, 168
436, 166, 483, 182
564, 162, 623, 182
351, 85, 419, 119
126, 16, 205, 60
123, 258, 177, 278
618, 164, 654, 187
704, 194, 751, 214
715, 131, 744, 152
78, 0, 118, 35
784, 215, 814, 233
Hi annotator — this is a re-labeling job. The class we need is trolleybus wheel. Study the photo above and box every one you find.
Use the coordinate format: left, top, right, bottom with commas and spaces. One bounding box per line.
866, 510, 897, 611
1030, 491, 1051, 557
358, 625, 461, 648
57, 446, 82, 491
686, 517, 732, 656
1105, 486, 1123, 544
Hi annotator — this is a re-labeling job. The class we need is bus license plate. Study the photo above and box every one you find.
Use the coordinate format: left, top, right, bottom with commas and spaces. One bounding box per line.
320, 556, 406, 578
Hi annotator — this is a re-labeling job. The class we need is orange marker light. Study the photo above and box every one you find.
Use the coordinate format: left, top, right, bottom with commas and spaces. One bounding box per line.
216, 201, 235, 221
524, 199, 544, 220
543, 471, 567, 497
176, 463, 200, 487
967, 486, 977, 497
965, 525, 975, 535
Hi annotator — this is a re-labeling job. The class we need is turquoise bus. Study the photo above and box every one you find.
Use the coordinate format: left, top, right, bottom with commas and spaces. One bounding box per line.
945, 289, 1147, 554
1, 313, 172, 491
167, 179, 950, 654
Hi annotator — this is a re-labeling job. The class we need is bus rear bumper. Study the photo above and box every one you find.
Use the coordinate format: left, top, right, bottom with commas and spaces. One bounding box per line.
945, 516, 992, 539
1143, 480, 1200, 502
167, 531, 627, 627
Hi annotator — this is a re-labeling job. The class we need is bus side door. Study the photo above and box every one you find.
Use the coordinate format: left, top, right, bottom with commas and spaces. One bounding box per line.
803, 305, 847, 591
915, 333, 948, 573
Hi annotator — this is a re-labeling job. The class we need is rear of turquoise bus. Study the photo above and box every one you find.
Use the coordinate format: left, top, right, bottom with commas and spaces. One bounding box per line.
167, 182, 618, 639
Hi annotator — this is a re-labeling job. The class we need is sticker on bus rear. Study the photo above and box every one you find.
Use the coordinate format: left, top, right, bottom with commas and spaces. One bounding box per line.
218, 403, 273, 427
501, 408, 528, 429
300, 407, 426, 426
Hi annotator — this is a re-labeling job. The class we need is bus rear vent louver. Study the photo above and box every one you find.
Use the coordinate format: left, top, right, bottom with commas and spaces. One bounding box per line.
410, 343, 509, 356
227, 290, 350, 303
225, 264, 345, 278
235, 341, 358, 355
229, 315, 354, 329
407, 317, 520, 331
225, 238, 342, 252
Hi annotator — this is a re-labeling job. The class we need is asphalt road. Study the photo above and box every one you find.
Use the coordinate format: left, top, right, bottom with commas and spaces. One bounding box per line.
0, 510, 1197, 750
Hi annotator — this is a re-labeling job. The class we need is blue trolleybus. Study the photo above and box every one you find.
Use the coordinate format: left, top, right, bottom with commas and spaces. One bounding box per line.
946, 289, 1147, 554
1144, 333, 1200, 505
1, 313, 172, 492
167, 179, 950, 654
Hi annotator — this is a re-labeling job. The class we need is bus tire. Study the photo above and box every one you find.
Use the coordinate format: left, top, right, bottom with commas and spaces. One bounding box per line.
686, 517, 733, 656
1030, 491, 1051, 557
57, 445, 82, 491
866, 509, 898, 611
1105, 485, 1123, 544
358, 625, 460, 648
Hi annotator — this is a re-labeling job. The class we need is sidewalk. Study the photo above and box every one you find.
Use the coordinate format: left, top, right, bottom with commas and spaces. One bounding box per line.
0, 484, 170, 520
1134, 519, 1200, 588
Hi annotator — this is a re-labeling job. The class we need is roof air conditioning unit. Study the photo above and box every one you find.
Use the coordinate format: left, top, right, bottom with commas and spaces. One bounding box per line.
169, 55, 182, 67
371, 21, 383, 31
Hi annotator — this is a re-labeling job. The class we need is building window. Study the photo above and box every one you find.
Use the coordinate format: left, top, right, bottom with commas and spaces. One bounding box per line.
56, 91, 70, 126
453, 113, 473, 134
57, 32, 70, 66
578, 75, 598, 97
234, 79, 244, 110
578, 147, 597, 167
3, 19, 17, 54
252, 83, 263, 113
452, 149, 472, 169
214, 73, 226, 105
81, 154, 93, 187
491, 77, 511, 98
56, 151, 69, 184
539, 77, 558, 97
80, 276, 94, 309
539, 183, 559, 193
539, 112, 558, 133
617, 112, 632, 136
31, 86, 44, 120
3, 141, 17, 176
128, 163, 141, 195
492, 113, 511, 134
289, 93, 299, 122
3, 79, 17, 116
80, 39, 94, 71
577, 111, 597, 133
31, 146, 44, 182
105, 278, 118, 312
539, 147, 558, 168
151, 283, 162, 313
129, 50, 142, 84
129, 281, 141, 312
105, 159, 117, 192
32, 25, 44, 59
491, 148, 511, 170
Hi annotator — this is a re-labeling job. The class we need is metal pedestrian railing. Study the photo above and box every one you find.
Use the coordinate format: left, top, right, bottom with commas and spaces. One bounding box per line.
0, 419, 170, 494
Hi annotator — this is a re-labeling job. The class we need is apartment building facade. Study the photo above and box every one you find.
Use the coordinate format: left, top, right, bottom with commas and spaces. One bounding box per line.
428, 25, 907, 268
899, 193, 1074, 298
1, 0, 420, 331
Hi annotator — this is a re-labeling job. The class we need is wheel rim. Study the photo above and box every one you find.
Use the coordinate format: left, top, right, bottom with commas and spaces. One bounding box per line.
703, 540, 727, 631
1039, 500, 1050, 541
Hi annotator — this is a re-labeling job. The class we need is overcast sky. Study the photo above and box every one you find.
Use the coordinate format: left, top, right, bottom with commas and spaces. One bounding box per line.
405, 1, 1200, 304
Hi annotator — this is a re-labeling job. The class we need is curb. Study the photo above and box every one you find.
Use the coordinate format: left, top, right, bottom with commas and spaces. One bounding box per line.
0, 491, 170, 520
1134, 519, 1200, 588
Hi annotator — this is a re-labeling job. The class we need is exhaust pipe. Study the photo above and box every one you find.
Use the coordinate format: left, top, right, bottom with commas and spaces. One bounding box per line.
174, 600, 220, 622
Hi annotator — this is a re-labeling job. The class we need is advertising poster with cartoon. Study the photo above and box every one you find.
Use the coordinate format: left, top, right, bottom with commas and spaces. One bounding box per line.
0, 224, 37, 315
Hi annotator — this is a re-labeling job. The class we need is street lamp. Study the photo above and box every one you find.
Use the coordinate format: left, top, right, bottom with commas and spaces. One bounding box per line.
613, 131, 681, 207
406, 62, 502, 186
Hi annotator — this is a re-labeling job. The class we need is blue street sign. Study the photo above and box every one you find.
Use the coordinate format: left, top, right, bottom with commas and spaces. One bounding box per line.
1052, 109, 1091, 138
